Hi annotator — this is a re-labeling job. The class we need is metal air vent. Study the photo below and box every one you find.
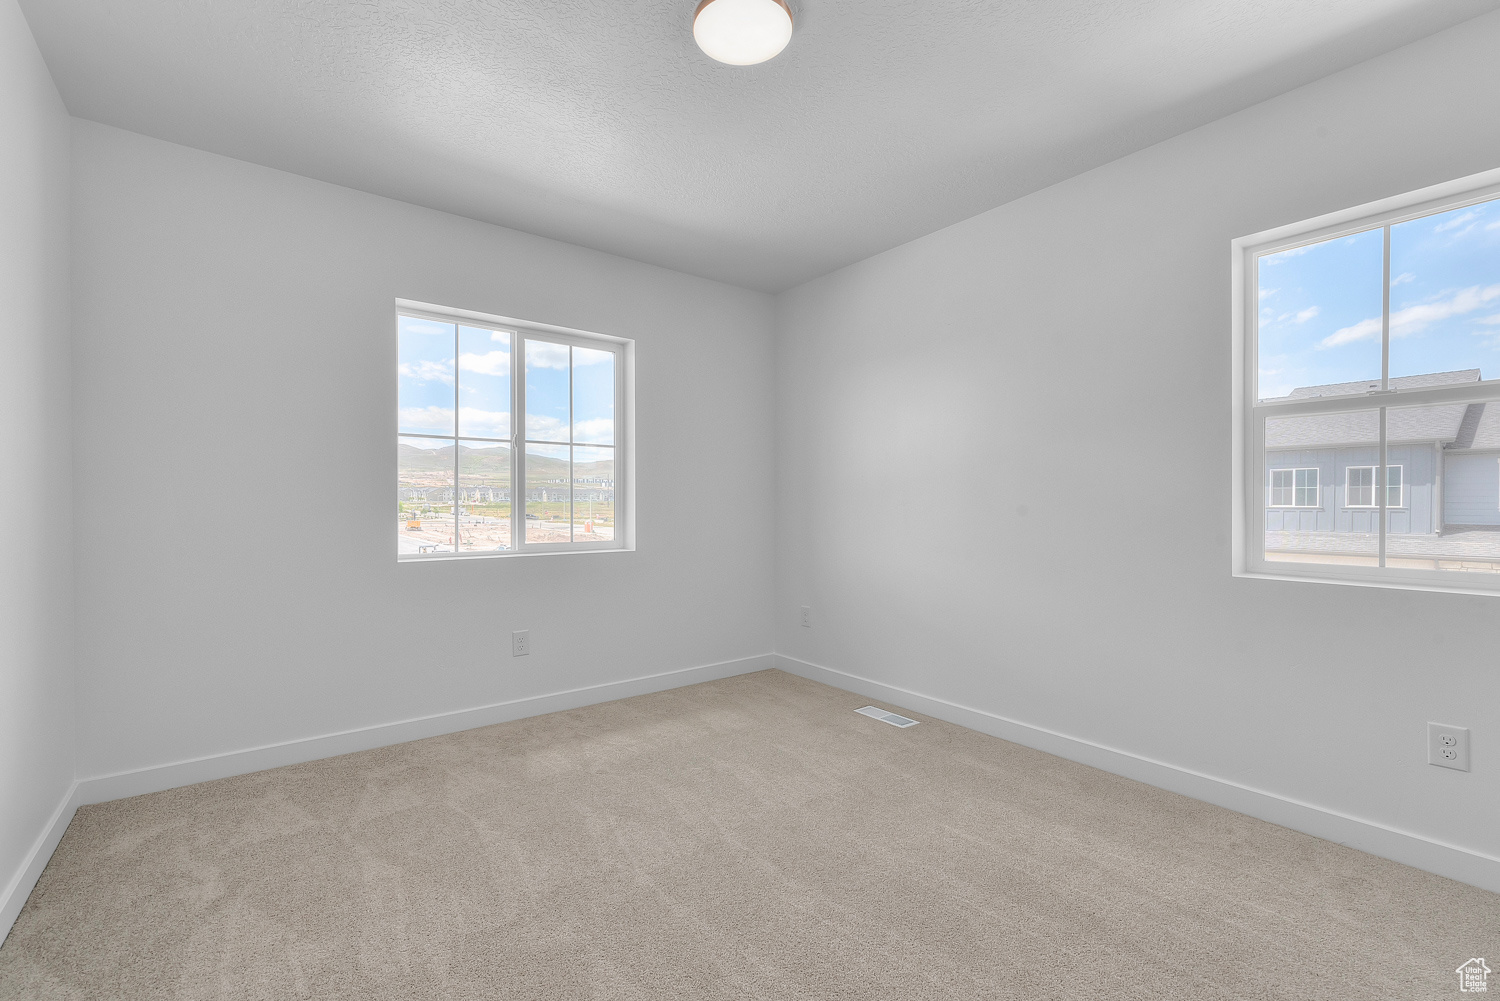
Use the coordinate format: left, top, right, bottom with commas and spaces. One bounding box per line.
855, 706, 919, 728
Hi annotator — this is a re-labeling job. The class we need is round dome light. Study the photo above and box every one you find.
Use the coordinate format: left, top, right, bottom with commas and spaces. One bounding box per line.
693, 0, 793, 66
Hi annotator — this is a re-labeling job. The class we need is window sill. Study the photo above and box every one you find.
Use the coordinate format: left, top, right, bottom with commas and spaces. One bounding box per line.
1236, 565, 1500, 597
399, 546, 632, 563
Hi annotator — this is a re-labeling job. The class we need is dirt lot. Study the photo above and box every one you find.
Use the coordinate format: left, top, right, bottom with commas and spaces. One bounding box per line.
399, 515, 612, 553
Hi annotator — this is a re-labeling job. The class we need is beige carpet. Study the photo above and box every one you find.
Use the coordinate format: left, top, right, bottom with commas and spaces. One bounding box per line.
1, 670, 1496, 999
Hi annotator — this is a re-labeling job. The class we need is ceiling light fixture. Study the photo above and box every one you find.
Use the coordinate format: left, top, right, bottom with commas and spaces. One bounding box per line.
693, 0, 793, 66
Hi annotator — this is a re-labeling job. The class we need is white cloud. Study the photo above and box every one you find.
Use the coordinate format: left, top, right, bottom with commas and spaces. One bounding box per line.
1258, 371, 1293, 398
459, 350, 510, 376
399, 407, 454, 432
400, 317, 452, 338
1263, 245, 1312, 265
573, 346, 612, 367
1435, 210, 1479, 232
1391, 272, 1415, 287
1320, 317, 1381, 348
524, 415, 568, 438
1320, 284, 1500, 348
398, 360, 453, 384
1259, 287, 1277, 300
523, 341, 613, 371
399, 407, 512, 438
459, 408, 511, 437
1488, 219, 1500, 231
573, 418, 614, 443
525, 342, 571, 370
1295, 306, 1320, 323
1475, 313, 1500, 326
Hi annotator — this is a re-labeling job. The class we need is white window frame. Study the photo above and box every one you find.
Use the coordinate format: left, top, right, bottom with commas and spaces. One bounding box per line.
396, 300, 634, 562
1268, 467, 1319, 508
1344, 465, 1403, 509
1232, 166, 1500, 595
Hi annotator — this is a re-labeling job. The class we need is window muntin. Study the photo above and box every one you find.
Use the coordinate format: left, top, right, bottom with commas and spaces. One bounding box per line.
1269, 468, 1293, 507
457, 326, 511, 439
397, 306, 626, 560
1269, 467, 1319, 508
520, 338, 618, 545
1343, 465, 1404, 508
1345, 465, 1374, 508
1239, 174, 1500, 590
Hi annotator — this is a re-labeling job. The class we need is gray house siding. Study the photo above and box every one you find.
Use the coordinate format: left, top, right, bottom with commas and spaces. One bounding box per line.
1443, 451, 1500, 525
1264, 443, 1436, 535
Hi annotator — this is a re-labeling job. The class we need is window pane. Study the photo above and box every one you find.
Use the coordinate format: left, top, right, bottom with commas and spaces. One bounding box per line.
525, 340, 570, 442
398, 436, 455, 555
1387, 465, 1403, 508
1385, 400, 1500, 572
573, 446, 614, 541
458, 326, 511, 439
1347, 467, 1374, 507
1295, 468, 1318, 508
1270, 469, 1293, 507
1264, 411, 1378, 566
525, 442, 571, 543
1389, 198, 1500, 383
1257, 229, 1383, 401
573, 346, 615, 444
398, 316, 455, 435
458, 441, 511, 552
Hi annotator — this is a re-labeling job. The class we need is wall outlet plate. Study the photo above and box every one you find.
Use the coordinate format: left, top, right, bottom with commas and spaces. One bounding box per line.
800, 606, 811, 628
1428, 722, 1470, 771
512, 630, 529, 657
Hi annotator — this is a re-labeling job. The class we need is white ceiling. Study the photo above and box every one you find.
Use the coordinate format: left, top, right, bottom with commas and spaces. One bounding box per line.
20, 0, 1500, 292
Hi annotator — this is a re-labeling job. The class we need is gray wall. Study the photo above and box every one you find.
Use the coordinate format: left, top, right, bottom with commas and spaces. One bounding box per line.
71, 121, 777, 781
774, 11, 1500, 870
1444, 452, 1500, 526
0, 0, 74, 938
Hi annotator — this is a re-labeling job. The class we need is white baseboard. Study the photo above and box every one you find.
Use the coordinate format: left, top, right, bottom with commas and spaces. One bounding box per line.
4, 653, 773, 947
77, 653, 776, 806
1, 780, 81, 949
11, 647, 1489, 953
775, 654, 1500, 894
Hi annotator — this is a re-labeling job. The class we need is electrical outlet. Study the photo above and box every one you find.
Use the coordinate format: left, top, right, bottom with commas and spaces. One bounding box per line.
512, 630, 530, 657
1428, 722, 1469, 771
800, 606, 811, 628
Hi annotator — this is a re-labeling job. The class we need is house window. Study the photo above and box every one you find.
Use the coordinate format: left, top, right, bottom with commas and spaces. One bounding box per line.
1345, 466, 1403, 508
1234, 167, 1500, 590
1269, 468, 1319, 507
396, 302, 630, 560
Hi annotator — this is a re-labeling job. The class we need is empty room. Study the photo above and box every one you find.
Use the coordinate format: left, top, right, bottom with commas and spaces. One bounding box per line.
3, 0, 1500, 997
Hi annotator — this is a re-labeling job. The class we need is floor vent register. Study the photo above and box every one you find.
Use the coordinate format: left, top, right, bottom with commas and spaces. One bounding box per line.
855, 706, 919, 728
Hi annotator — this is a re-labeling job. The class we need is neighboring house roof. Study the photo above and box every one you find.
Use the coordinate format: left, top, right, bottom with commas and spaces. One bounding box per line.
1450, 401, 1500, 450
1282, 369, 1478, 399
1267, 405, 1469, 448
1266, 370, 1494, 450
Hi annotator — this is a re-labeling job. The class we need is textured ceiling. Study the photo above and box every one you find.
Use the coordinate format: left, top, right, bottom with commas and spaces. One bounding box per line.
20, 0, 1500, 291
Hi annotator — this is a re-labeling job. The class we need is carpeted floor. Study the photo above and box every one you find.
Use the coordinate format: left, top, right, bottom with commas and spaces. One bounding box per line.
1, 669, 1496, 999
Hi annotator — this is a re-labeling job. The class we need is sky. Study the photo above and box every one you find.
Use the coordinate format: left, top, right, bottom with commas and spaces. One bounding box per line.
1258, 197, 1500, 399
397, 317, 615, 461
